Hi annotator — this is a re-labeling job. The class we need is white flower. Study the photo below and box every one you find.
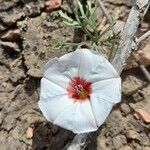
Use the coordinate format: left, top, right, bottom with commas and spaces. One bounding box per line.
39, 48, 121, 134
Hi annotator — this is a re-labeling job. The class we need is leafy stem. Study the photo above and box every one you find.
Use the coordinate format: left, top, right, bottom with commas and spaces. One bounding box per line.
58, 0, 120, 57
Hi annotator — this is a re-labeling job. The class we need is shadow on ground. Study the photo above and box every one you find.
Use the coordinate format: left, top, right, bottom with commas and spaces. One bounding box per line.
32, 122, 74, 150
32, 121, 98, 150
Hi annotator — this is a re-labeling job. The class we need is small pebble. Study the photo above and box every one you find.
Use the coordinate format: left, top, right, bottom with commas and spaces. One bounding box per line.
26, 127, 33, 139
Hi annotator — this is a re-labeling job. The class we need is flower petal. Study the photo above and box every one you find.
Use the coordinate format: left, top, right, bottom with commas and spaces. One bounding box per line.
43, 57, 58, 72
61, 51, 81, 79
53, 104, 75, 131
72, 102, 98, 133
73, 48, 119, 82
44, 53, 79, 89
43, 57, 70, 89
90, 94, 114, 126
52, 100, 98, 133
92, 78, 121, 103
40, 78, 67, 99
44, 53, 73, 73
39, 95, 73, 123
55, 51, 81, 79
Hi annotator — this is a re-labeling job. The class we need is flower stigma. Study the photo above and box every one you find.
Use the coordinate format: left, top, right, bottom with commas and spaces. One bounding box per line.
67, 77, 92, 102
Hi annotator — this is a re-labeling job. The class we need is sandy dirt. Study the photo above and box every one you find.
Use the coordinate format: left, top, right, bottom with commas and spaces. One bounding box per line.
0, 0, 150, 150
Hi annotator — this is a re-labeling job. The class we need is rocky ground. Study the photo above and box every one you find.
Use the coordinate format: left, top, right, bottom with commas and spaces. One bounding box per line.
0, 0, 150, 150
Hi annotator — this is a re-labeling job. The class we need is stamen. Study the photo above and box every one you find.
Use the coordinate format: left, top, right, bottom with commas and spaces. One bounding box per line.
67, 76, 92, 101
75, 84, 83, 93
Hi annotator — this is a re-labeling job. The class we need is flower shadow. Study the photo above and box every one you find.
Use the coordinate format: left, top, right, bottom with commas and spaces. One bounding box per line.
85, 132, 98, 150
32, 121, 98, 150
32, 122, 75, 150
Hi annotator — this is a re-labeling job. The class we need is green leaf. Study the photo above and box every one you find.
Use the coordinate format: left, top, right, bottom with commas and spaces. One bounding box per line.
87, 1, 96, 15
86, 1, 97, 28
53, 42, 65, 49
59, 11, 74, 22
77, 0, 85, 16
87, 1, 92, 13
63, 21, 81, 28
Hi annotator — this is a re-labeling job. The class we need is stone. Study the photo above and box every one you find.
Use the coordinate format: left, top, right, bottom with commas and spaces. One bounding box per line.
0, 0, 20, 11
125, 130, 140, 140
137, 42, 150, 66
97, 135, 108, 150
11, 127, 22, 140
132, 92, 145, 102
2, 114, 17, 131
122, 75, 144, 95
1, 29, 21, 42
0, 130, 8, 146
106, 110, 126, 136
26, 127, 33, 139
6, 136, 24, 150
119, 145, 133, 150
139, 133, 150, 146
127, 115, 144, 133
132, 141, 142, 150
45, 0, 62, 12
113, 135, 127, 149
125, 41, 150, 70
144, 147, 150, 150
10, 58, 26, 83
0, 23, 7, 32
23, 3, 43, 18
135, 109, 150, 123
0, 12, 25, 26
140, 23, 150, 32
0, 41, 20, 52
120, 103, 131, 115
138, 88, 150, 100
133, 113, 140, 120
125, 55, 139, 70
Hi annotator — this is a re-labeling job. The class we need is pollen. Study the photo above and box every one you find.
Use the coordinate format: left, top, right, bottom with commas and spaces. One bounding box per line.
67, 77, 92, 102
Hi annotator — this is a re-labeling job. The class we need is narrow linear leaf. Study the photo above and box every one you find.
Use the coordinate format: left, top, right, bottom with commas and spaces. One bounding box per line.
59, 11, 74, 22
77, 0, 85, 16
63, 21, 81, 28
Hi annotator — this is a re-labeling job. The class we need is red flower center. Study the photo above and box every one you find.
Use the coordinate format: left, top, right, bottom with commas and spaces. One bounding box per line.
67, 77, 92, 102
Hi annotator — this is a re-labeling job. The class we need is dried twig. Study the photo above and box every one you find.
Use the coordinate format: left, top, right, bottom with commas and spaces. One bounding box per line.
112, 0, 149, 73
66, 133, 89, 150
136, 30, 150, 46
112, 4, 140, 73
131, 30, 150, 83
144, 1, 150, 16
66, 0, 149, 149
132, 52, 150, 82
97, 0, 112, 23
